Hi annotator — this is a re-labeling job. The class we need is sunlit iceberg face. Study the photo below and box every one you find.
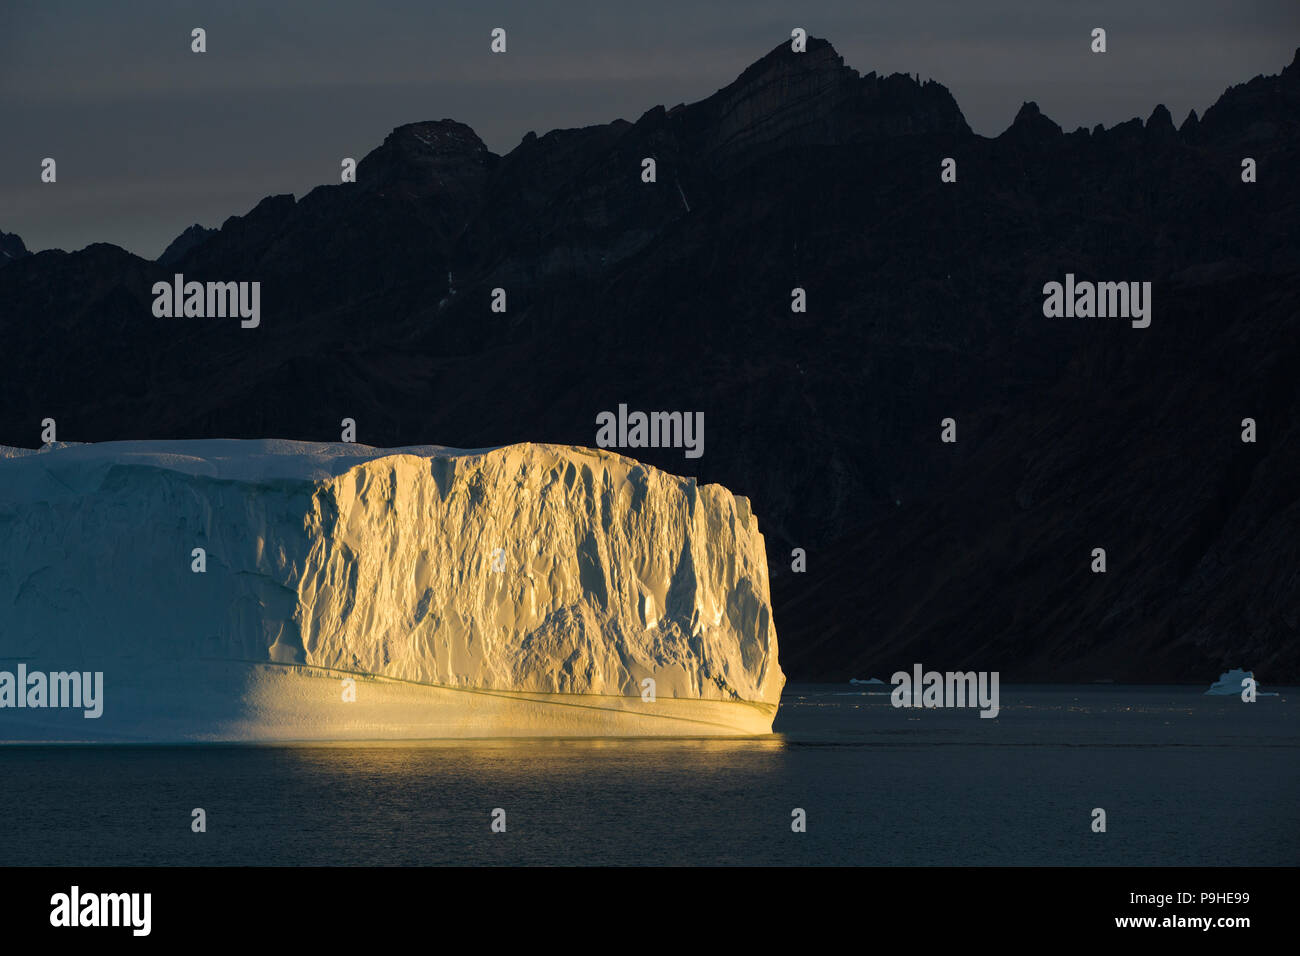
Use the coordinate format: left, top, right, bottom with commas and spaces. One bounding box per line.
0, 439, 783, 741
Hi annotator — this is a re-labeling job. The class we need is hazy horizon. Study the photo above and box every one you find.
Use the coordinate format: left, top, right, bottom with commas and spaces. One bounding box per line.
2, 0, 1297, 258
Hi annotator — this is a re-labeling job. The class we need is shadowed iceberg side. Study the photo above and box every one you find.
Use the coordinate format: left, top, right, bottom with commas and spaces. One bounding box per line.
0, 439, 783, 740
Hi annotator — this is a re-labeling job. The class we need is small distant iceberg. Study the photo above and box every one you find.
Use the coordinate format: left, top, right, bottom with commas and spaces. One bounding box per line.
1204, 669, 1278, 697
842, 677, 890, 696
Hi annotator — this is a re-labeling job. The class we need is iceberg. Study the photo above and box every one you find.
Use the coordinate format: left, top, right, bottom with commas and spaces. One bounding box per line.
1204, 668, 1278, 697
0, 439, 784, 740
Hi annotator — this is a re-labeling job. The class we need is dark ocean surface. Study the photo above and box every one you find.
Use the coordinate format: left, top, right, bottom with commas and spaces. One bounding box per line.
1, 684, 1295, 865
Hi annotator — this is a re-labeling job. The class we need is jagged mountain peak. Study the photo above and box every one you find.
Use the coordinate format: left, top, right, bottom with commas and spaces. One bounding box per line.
156, 223, 216, 266
685, 35, 969, 166
0, 230, 29, 267
728, 35, 853, 87
384, 119, 490, 155
356, 119, 497, 203
1000, 100, 1063, 142
1147, 103, 1174, 130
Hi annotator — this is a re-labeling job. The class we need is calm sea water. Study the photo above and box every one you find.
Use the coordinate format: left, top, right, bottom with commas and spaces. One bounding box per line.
1, 684, 1295, 866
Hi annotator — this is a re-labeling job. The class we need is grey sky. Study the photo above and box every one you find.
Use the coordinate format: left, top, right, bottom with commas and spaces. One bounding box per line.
2, 0, 1296, 258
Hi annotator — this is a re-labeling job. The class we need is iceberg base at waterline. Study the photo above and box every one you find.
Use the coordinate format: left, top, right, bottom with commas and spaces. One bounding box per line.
0, 660, 779, 742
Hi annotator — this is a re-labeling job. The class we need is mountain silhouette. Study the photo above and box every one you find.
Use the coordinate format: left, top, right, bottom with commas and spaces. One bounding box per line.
2, 38, 1298, 682
0, 230, 29, 267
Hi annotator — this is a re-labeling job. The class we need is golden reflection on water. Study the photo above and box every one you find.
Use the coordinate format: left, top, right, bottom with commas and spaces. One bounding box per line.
273, 735, 792, 783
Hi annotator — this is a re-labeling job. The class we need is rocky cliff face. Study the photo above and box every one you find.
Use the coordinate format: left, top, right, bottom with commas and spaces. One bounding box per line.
1, 38, 1297, 683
